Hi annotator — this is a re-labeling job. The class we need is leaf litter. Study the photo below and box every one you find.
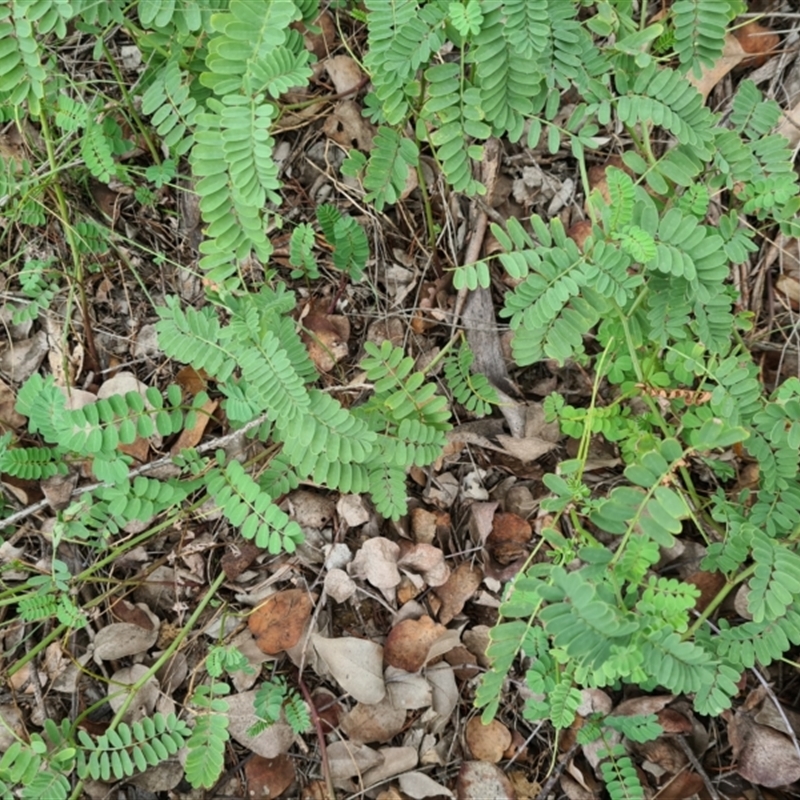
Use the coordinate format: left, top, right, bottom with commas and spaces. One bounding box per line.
2, 6, 800, 800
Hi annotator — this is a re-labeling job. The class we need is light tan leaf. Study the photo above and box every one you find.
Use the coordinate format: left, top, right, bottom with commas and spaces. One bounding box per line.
362, 747, 419, 788
108, 664, 159, 722
400, 771, 455, 799
730, 705, 800, 787
340, 696, 407, 743
324, 54, 365, 96
312, 634, 386, 704
337, 493, 370, 528
427, 662, 458, 723
327, 741, 384, 781
93, 621, 159, 661
226, 690, 295, 758
349, 536, 401, 592
286, 489, 336, 529
398, 542, 450, 587
325, 568, 357, 603
465, 717, 512, 763
385, 667, 433, 710
456, 761, 515, 800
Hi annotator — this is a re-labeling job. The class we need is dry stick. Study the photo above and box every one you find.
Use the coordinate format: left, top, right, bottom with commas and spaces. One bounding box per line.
534, 740, 581, 800
1, 413, 269, 530
675, 735, 720, 800
448, 137, 501, 337
295, 666, 337, 800
296, 587, 337, 800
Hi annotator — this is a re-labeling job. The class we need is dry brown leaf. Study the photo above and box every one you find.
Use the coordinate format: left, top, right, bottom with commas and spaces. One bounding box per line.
301, 309, 350, 372
337, 493, 370, 528
286, 489, 336, 529
361, 747, 419, 788
327, 741, 384, 782
655, 771, 705, 800
323, 100, 375, 150
324, 54, 365, 96
0, 377, 25, 432
468, 501, 499, 546
40, 472, 78, 511
776, 274, 800, 311
0, 331, 48, 383
93, 620, 159, 661
175, 365, 209, 396
400, 771, 455, 799
349, 536, 401, 593
169, 396, 218, 455
734, 22, 780, 69
456, 761, 515, 800
687, 34, 746, 101
397, 542, 450, 587
324, 568, 357, 603
631, 738, 687, 775
108, 664, 159, 722
244, 754, 296, 799
249, 589, 314, 655
385, 667, 433, 710
728, 710, 800, 788
435, 562, 482, 625
312, 634, 386, 704
465, 717, 512, 763
226, 690, 295, 758
486, 512, 532, 565
220, 541, 260, 581
109, 598, 156, 630
340, 696, 407, 743
384, 615, 451, 673
776, 99, 800, 149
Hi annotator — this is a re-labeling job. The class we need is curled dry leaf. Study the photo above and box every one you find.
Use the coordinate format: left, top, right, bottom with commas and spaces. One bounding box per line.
384, 615, 454, 673
398, 541, 450, 587
301, 309, 350, 373
325, 567, 357, 603
324, 54, 365, 96
465, 717, 512, 763
435, 562, 483, 625
312, 634, 386, 704
349, 536, 401, 592
340, 696, 407, 744
337, 493, 370, 528
248, 589, 314, 655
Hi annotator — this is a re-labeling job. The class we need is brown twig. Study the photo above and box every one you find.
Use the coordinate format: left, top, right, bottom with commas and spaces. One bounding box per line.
296, 666, 337, 800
